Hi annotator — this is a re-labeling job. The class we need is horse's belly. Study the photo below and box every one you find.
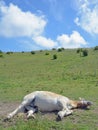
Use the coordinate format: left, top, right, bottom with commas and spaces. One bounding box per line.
34, 97, 59, 112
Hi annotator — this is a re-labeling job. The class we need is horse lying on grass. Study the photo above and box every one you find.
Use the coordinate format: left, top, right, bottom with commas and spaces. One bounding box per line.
6, 91, 92, 120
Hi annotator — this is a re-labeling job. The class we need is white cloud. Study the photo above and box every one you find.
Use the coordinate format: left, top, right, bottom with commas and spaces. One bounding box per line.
32, 31, 87, 49
74, 0, 98, 35
33, 36, 57, 48
0, 1, 88, 50
0, 2, 47, 37
57, 31, 87, 48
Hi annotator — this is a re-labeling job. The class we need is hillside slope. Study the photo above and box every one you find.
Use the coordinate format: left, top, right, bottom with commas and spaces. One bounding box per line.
0, 49, 98, 129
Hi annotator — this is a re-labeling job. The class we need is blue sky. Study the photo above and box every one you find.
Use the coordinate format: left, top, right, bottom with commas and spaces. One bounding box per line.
0, 0, 98, 52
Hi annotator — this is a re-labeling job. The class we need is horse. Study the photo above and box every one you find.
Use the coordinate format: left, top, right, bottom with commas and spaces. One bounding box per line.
6, 91, 92, 120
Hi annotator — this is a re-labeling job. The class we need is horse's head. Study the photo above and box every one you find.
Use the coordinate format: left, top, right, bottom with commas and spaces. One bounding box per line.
78, 98, 93, 109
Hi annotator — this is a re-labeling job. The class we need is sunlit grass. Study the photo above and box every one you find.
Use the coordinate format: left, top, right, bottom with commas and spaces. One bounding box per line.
0, 49, 98, 129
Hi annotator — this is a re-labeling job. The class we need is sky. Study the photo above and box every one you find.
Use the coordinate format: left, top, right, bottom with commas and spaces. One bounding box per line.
0, 0, 98, 52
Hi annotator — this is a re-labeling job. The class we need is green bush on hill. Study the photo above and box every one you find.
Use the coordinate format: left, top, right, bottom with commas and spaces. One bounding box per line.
53, 54, 57, 60
31, 51, 35, 54
76, 48, 88, 57
45, 52, 49, 55
94, 46, 98, 50
82, 49, 88, 57
0, 54, 3, 57
0, 50, 3, 54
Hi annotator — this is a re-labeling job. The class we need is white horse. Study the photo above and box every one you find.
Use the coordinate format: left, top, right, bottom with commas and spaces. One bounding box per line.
6, 91, 92, 120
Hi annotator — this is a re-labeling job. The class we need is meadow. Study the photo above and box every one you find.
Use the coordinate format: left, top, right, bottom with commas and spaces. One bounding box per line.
0, 49, 98, 130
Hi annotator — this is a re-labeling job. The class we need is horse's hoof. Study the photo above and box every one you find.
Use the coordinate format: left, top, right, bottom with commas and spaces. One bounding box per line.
56, 115, 62, 121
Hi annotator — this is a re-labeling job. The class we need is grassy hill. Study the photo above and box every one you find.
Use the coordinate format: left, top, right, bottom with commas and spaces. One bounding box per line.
0, 49, 98, 130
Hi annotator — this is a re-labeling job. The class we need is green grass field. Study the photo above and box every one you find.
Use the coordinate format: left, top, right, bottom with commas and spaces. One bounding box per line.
0, 49, 98, 130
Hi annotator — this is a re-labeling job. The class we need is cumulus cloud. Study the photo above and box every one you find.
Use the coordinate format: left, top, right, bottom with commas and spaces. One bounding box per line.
0, 2, 47, 37
74, 0, 98, 35
33, 36, 57, 48
0, 1, 88, 50
57, 31, 87, 48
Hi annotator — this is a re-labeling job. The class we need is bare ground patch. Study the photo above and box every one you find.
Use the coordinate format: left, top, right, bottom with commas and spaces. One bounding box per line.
0, 101, 20, 127
0, 101, 20, 117
0, 101, 98, 128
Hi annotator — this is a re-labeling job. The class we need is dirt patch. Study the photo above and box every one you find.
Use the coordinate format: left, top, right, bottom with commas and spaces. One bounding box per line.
0, 101, 98, 128
0, 101, 20, 117
0, 101, 96, 119
0, 101, 57, 128
0, 101, 20, 127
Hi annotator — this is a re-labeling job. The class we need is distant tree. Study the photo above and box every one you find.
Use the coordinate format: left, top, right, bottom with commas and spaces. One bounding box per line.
76, 48, 83, 56
57, 48, 62, 52
0, 53, 3, 57
6, 52, 13, 54
94, 46, 98, 50
31, 51, 35, 54
53, 54, 57, 60
52, 48, 56, 50
76, 48, 82, 53
82, 49, 88, 57
57, 48, 65, 52
0, 50, 3, 54
40, 50, 43, 52
77, 48, 88, 57
61, 47, 65, 50
45, 52, 49, 55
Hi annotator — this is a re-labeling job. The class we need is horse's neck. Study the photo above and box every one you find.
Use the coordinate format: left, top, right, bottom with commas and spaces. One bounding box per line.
69, 100, 82, 109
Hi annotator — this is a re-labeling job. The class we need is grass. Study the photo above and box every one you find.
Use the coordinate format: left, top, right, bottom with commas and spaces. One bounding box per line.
0, 49, 98, 130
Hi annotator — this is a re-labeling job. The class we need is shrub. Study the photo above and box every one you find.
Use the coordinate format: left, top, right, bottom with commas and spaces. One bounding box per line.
94, 46, 98, 50
53, 54, 57, 60
6, 52, 13, 54
57, 48, 62, 52
76, 48, 88, 57
0, 50, 3, 54
82, 49, 88, 57
31, 51, 35, 54
61, 47, 65, 50
52, 48, 56, 50
45, 52, 49, 55
76, 48, 82, 53
57, 48, 65, 52
40, 50, 43, 52
0, 54, 3, 57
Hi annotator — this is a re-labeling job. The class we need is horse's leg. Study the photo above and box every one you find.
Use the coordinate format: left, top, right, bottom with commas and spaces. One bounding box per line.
25, 105, 37, 119
57, 109, 73, 120
7, 100, 30, 119
57, 100, 73, 120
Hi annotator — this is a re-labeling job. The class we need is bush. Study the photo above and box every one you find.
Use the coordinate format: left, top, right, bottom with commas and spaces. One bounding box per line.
45, 52, 49, 55
6, 52, 13, 54
53, 54, 57, 60
40, 50, 43, 52
0, 54, 3, 57
0, 50, 3, 54
76, 48, 82, 53
57, 48, 65, 52
52, 48, 56, 50
57, 48, 62, 52
31, 51, 35, 54
77, 48, 88, 57
94, 46, 98, 50
61, 47, 65, 50
82, 49, 88, 57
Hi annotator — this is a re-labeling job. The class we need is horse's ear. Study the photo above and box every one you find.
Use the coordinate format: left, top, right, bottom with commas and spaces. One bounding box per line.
79, 97, 82, 100
79, 97, 85, 101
